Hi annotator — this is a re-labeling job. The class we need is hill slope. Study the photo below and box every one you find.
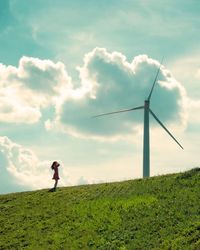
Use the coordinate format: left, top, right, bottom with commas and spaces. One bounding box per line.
0, 168, 200, 250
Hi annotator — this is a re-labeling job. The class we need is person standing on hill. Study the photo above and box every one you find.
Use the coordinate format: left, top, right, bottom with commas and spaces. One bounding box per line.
49, 161, 60, 192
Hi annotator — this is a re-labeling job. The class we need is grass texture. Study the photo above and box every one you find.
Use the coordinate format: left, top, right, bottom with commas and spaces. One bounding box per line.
0, 168, 200, 249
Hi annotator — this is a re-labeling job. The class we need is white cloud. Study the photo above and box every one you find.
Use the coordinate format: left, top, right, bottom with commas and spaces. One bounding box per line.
0, 136, 100, 192
186, 99, 200, 126
0, 136, 70, 190
77, 176, 89, 185
169, 52, 200, 126
0, 56, 72, 124
169, 51, 200, 99
50, 48, 187, 140
0, 49, 188, 135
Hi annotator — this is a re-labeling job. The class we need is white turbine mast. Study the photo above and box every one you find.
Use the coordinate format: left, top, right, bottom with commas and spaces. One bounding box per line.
93, 59, 183, 178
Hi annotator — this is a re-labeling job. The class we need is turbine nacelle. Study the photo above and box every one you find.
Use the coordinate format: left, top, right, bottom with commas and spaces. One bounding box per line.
144, 100, 150, 108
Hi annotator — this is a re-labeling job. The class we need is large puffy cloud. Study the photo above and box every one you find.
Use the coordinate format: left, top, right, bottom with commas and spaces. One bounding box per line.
0, 49, 188, 139
0, 56, 72, 123
0, 136, 71, 191
50, 48, 187, 139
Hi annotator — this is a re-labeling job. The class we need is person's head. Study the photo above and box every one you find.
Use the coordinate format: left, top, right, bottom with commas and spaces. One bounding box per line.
51, 161, 59, 169
56, 161, 60, 167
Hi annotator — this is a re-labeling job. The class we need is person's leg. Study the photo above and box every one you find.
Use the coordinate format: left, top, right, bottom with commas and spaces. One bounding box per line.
54, 179, 58, 190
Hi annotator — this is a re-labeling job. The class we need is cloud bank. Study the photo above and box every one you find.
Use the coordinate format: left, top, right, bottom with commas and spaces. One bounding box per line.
0, 136, 70, 191
0, 56, 72, 123
0, 48, 187, 140
51, 48, 187, 139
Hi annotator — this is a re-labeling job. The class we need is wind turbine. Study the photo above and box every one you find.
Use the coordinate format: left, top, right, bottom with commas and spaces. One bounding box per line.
93, 61, 183, 178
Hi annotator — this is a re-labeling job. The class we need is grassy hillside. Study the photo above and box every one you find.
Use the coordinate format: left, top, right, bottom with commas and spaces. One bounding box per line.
0, 168, 200, 250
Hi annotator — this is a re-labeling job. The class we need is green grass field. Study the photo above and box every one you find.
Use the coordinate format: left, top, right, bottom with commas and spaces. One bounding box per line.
0, 168, 200, 250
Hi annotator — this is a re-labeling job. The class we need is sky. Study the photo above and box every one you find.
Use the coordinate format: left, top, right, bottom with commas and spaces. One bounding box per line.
0, 0, 200, 194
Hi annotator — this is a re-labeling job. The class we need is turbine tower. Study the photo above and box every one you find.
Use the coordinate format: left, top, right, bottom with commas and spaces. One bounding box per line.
93, 61, 183, 178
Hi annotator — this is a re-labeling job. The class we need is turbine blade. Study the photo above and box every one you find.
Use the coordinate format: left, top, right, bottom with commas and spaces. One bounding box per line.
149, 109, 184, 149
147, 57, 164, 101
92, 106, 144, 118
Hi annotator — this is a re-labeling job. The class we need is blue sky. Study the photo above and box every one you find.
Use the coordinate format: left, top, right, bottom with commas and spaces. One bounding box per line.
0, 0, 200, 194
